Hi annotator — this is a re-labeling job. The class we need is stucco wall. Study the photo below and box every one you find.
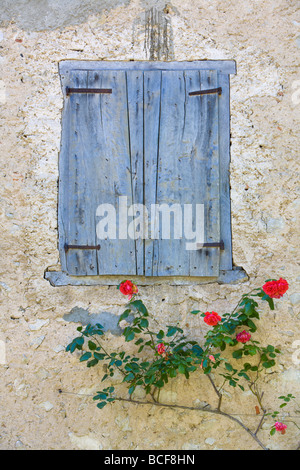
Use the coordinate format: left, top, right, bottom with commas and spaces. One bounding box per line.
0, 0, 299, 450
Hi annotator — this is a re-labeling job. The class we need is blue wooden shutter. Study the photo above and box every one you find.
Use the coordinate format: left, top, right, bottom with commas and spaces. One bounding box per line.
144, 69, 221, 276
59, 70, 143, 275
59, 62, 233, 278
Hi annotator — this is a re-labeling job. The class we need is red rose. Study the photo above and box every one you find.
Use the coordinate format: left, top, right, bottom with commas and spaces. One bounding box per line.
119, 280, 138, 300
236, 330, 251, 344
203, 311, 222, 326
262, 278, 289, 299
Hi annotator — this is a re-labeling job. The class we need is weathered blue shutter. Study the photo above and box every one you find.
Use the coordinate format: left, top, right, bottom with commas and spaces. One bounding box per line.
59, 70, 142, 275
144, 69, 221, 276
58, 62, 233, 278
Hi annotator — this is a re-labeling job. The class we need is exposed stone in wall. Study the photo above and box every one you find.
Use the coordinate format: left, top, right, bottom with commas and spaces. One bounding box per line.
0, 0, 299, 451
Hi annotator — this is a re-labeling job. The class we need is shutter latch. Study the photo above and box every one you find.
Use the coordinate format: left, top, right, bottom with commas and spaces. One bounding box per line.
196, 241, 224, 250
66, 87, 112, 96
189, 87, 222, 96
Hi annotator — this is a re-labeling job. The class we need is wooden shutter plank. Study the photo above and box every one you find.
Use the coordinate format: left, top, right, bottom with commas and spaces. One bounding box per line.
151, 70, 220, 277
89, 70, 137, 275
187, 70, 220, 276
62, 70, 137, 276
125, 71, 144, 275
153, 71, 187, 276
144, 70, 162, 276
218, 72, 232, 271
66, 70, 98, 275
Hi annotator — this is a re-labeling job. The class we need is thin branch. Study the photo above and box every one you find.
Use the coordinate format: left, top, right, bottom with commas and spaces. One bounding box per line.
255, 411, 266, 436
113, 396, 270, 451
207, 373, 222, 411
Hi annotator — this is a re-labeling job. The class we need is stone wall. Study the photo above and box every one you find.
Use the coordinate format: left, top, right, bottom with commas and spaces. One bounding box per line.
0, 0, 299, 450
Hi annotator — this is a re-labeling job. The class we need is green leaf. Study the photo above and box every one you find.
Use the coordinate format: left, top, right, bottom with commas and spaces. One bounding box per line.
97, 402, 107, 409
262, 294, 275, 310
138, 362, 148, 370
94, 392, 107, 400
178, 364, 186, 374
124, 331, 135, 342
190, 310, 200, 315
124, 372, 135, 382
246, 319, 257, 331
130, 300, 148, 315
238, 372, 250, 381
156, 330, 165, 340
79, 351, 92, 362
87, 358, 99, 367
135, 338, 144, 346
155, 379, 164, 388
140, 318, 149, 328
119, 309, 131, 322
262, 360, 275, 369
270, 427, 276, 436
225, 362, 233, 372
66, 336, 84, 353
191, 344, 203, 356
223, 336, 235, 345
94, 352, 106, 361
232, 349, 243, 359
166, 327, 177, 337
88, 340, 97, 351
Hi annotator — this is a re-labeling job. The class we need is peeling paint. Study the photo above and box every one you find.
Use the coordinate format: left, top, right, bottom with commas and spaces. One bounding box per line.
63, 307, 129, 336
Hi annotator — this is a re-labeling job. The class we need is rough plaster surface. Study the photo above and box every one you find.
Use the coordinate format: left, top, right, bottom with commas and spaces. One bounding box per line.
0, 0, 299, 451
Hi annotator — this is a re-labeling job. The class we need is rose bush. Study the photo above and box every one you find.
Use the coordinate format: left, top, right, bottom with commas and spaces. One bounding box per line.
65, 278, 299, 450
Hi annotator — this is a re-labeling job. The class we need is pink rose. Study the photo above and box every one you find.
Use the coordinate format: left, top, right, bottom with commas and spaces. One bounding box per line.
236, 330, 251, 344
274, 422, 287, 434
157, 343, 166, 355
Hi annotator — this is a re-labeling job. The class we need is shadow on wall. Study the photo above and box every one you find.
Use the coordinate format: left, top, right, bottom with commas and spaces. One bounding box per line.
1, 0, 176, 60
0, 0, 131, 31
0, 0, 175, 33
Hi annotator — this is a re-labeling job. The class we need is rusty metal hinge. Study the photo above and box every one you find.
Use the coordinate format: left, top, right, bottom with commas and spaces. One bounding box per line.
189, 87, 222, 96
66, 87, 112, 96
196, 241, 225, 250
64, 243, 101, 252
